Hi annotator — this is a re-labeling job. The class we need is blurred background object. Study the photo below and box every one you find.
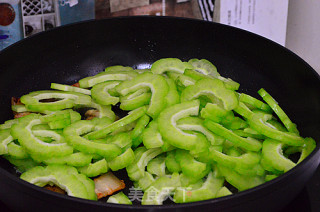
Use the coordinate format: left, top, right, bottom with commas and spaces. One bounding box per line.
21, 0, 60, 37
95, 0, 202, 19
286, 0, 320, 76
0, 0, 319, 75
213, 0, 289, 46
0, 0, 23, 50
59, 0, 94, 25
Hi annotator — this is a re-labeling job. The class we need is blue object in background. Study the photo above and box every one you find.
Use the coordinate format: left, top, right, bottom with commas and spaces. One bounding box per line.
59, 0, 95, 26
0, 0, 23, 51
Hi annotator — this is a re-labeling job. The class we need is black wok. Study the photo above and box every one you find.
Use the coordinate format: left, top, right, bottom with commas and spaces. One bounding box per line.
0, 16, 319, 212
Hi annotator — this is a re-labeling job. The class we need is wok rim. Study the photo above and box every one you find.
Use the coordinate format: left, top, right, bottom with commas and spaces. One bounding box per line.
0, 16, 319, 210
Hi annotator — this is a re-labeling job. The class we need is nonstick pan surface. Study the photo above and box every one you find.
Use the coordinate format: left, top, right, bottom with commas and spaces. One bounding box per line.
0, 16, 319, 212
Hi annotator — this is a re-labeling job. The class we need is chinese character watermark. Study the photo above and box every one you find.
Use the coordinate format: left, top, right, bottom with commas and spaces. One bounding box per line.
127, 186, 192, 203
128, 186, 144, 202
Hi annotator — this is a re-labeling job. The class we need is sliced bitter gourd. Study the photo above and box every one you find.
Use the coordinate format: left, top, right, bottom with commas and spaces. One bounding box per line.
107, 192, 132, 205
63, 120, 121, 160
21, 164, 96, 200
115, 72, 168, 118
20, 90, 91, 112
91, 81, 121, 106
79, 71, 138, 88
151, 58, 185, 75
11, 114, 73, 161
181, 78, 238, 111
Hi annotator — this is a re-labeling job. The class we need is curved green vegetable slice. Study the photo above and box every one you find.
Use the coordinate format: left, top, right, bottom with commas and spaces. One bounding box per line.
266, 120, 287, 132
261, 139, 296, 172
247, 112, 304, 146
43, 152, 93, 167
108, 148, 135, 171
200, 103, 233, 123
158, 100, 200, 150
77, 100, 116, 121
91, 81, 120, 105
221, 116, 248, 130
188, 59, 220, 77
105, 65, 133, 72
233, 128, 266, 140
177, 117, 224, 146
107, 192, 132, 205
234, 102, 255, 119
167, 72, 182, 81
142, 120, 164, 149
181, 78, 238, 111
151, 58, 185, 75
141, 173, 180, 205
21, 165, 95, 200
126, 147, 163, 181
115, 72, 168, 118
77, 173, 97, 200
86, 106, 147, 140
78, 159, 109, 177
298, 137, 316, 163
63, 120, 121, 160
160, 140, 176, 152
265, 174, 278, 182
165, 150, 181, 173
79, 71, 138, 88
40, 109, 81, 130
51, 83, 91, 95
0, 129, 14, 155
258, 88, 299, 134
0, 119, 20, 130
120, 91, 152, 111
176, 75, 196, 87
135, 171, 155, 191
175, 149, 209, 181
183, 61, 195, 70
112, 133, 132, 149
184, 69, 209, 81
12, 104, 29, 113
184, 68, 239, 91
209, 148, 261, 175
217, 76, 240, 91
165, 78, 180, 107
204, 120, 262, 152
147, 155, 166, 177
20, 90, 91, 112
216, 186, 232, 198
131, 115, 150, 148
11, 114, 73, 160
239, 93, 272, 113
217, 164, 265, 191
174, 171, 224, 203
7, 141, 29, 159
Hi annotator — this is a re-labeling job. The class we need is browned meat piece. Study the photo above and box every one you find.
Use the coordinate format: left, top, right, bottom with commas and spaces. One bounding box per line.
85, 109, 100, 120
94, 172, 125, 199
11, 97, 32, 118
72, 82, 80, 87
44, 185, 66, 195
14, 112, 32, 119
11, 97, 23, 105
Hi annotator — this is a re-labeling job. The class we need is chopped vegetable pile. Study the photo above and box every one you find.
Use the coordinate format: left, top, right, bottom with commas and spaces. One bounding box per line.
0, 58, 316, 205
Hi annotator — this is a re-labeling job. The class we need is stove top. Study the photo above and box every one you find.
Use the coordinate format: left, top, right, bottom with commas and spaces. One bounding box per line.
1, 165, 320, 212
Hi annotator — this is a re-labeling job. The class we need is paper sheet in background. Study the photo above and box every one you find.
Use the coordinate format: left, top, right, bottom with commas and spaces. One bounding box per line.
214, 0, 289, 46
